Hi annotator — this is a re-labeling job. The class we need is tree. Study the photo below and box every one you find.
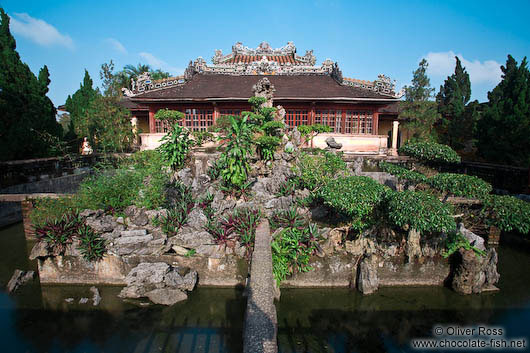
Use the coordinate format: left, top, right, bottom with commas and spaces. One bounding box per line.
400, 59, 441, 141
65, 70, 99, 140
476, 55, 530, 167
100, 60, 128, 97
0, 8, 62, 160
436, 57, 478, 149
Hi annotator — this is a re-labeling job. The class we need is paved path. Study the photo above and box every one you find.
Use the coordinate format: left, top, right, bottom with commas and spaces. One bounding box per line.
243, 220, 278, 353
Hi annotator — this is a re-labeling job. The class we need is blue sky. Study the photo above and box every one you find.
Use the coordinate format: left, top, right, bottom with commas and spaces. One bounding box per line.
1, 0, 529, 106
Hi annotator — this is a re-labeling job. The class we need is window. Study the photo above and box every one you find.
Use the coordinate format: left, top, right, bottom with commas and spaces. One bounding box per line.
155, 119, 171, 133
315, 110, 342, 132
185, 109, 213, 131
344, 111, 373, 134
285, 109, 309, 129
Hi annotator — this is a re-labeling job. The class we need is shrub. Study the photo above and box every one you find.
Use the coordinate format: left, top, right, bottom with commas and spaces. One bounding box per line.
262, 121, 285, 136
154, 108, 184, 124
318, 176, 388, 231
442, 231, 486, 258
482, 195, 530, 234
399, 141, 461, 164
428, 173, 492, 199
297, 124, 332, 145
77, 225, 106, 261
31, 197, 78, 227
386, 190, 456, 233
157, 124, 194, 170
254, 135, 281, 161
294, 150, 348, 191
218, 115, 253, 189
271, 224, 322, 285
191, 131, 214, 146
379, 161, 427, 185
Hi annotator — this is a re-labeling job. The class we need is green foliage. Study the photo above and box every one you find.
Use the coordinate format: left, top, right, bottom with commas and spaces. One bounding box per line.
482, 195, 530, 234
207, 158, 224, 180
276, 179, 297, 197
294, 150, 348, 191
0, 9, 62, 160
75, 151, 169, 211
386, 190, 456, 233
208, 114, 232, 133
30, 197, 79, 227
270, 207, 306, 231
442, 231, 486, 258
77, 225, 106, 261
428, 173, 492, 199
156, 123, 193, 169
218, 115, 253, 189
379, 161, 427, 184
297, 124, 332, 145
254, 135, 281, 161
436, 57, 476, 149
78, 95, 134, 152
248, 96, 267, 109
262, 121, 285, 136
399, 141, 461, 164
271, 223, 321, 285
318, 176, 388, 231
154, 109, 185, 124
191, 131, 214, 146
476, 55, 530, 167
159, 182, 194, 236
399, 59, 441, 141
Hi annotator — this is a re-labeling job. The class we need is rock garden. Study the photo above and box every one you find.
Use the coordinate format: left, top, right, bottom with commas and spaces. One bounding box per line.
26, 96, 530, 306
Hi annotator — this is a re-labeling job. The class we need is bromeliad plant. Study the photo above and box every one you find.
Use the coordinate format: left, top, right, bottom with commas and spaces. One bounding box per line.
158, 182, 194, 236
270, 207, 306, 231
35, 211, 83, 256
77, 225, 106, 261
254, 135, 281, 161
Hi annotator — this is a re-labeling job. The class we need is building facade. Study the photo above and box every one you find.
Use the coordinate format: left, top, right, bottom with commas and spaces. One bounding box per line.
123, 41, 402, 153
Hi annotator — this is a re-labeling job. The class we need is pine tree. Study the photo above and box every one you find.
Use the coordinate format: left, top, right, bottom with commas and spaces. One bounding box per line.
0, 8, 62, 160
436, 57, 477, 149
65, 69, 99, 138
400, 59, 441, 141
476, 55, 530, 167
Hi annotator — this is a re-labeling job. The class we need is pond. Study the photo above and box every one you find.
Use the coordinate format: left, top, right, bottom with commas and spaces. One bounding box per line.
1, 223, 529, 352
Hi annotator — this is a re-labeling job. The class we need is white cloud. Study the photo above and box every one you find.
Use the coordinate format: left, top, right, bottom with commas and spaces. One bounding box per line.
10, 13, 73, 49
105, 38, 127, 54
424, 51, 502, 85
139, 52, 183, 75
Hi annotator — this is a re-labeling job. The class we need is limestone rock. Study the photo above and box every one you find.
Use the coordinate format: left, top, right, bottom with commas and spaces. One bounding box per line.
79, 297, 89, 304
90, 286, 101, 306
121, 229, 147, 237
85, 214, 116, 233
452, 248, 500, 295
124, 206, 149, 226
7, 269, 35, 293
325, 137, 342, 149
176, 167, 193, 186
29, 241, 50, 260
145, 288, 187, 306
187, 208, 208, 230
118, 262, 197, 301
357, 256, 379, 295
457, 223, 486, 251
406, 228, 422, 262
292, 127, 301, 147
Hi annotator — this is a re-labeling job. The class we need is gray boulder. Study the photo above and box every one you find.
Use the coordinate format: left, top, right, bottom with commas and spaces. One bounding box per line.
325, 137, 342, 149
124, 206, 149, 226
452, 248, 500, 294
187, 208, 208, 230
119, 262, 197, 302
85, 214, 116, 233
457, 223, 486, 251
357, 256, 379, 295
29, 241, 49, 260
90, 286, 101, 306
7, 269, 35, 293
145, 288, 187, 305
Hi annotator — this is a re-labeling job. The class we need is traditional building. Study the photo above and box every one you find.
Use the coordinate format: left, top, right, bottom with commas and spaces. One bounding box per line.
122, 41, 402, 153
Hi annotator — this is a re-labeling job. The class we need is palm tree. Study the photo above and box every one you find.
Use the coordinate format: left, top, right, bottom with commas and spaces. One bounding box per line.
123, 63, 152, 81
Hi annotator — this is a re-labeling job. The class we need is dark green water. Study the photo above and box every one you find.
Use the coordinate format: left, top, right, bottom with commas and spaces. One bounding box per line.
1, 222, 530, 352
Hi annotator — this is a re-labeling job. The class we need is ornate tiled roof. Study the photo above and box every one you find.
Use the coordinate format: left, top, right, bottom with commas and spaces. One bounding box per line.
121, 41, 403, 100
131, 74, 398, 102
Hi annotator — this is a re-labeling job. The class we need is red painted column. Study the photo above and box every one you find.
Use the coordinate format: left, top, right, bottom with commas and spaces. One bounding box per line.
149, 106, 156, 133
373, 111, 380, 135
